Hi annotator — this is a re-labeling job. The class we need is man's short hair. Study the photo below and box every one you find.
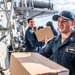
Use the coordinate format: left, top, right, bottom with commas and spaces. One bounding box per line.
46, 21, 53, 27
27, 18, 33, 23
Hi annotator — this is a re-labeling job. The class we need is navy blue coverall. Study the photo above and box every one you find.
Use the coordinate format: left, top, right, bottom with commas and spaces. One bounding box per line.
24, 27, 44, 52
41, 31, 75, 75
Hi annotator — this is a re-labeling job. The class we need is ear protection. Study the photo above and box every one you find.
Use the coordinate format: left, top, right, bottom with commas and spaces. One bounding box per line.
72, 21, 75, 26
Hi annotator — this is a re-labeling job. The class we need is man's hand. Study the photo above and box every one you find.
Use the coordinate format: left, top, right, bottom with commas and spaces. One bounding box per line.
45, 36, 53, 45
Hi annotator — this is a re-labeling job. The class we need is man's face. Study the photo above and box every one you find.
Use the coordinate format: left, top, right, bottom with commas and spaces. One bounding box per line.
58, 17, 73, 33
28, 19, 35, 28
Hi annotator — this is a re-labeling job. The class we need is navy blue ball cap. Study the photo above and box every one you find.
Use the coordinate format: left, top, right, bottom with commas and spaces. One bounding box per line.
52, 11, 75, 21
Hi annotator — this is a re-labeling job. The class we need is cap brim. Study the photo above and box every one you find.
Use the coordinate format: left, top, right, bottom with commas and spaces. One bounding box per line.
52, 14, 73, 21
52, 15, 60, 21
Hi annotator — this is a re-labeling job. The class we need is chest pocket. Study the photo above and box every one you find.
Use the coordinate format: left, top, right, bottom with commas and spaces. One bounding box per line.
64, 44, 75, 59
64, 38, 75, 57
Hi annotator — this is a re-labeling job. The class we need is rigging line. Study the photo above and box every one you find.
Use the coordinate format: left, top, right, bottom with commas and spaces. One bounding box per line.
0, 6, 4, 11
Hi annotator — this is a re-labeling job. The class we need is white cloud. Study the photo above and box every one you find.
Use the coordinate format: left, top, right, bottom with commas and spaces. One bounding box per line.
34, 18, 45, 27
51, 0, 75, 14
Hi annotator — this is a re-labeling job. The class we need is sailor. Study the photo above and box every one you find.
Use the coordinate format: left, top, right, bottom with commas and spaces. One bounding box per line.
41, 10, 75, 75
24, 18, 44, 52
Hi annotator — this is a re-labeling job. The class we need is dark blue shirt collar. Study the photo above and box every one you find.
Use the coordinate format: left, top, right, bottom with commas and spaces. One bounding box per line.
55, 31, 75, 42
